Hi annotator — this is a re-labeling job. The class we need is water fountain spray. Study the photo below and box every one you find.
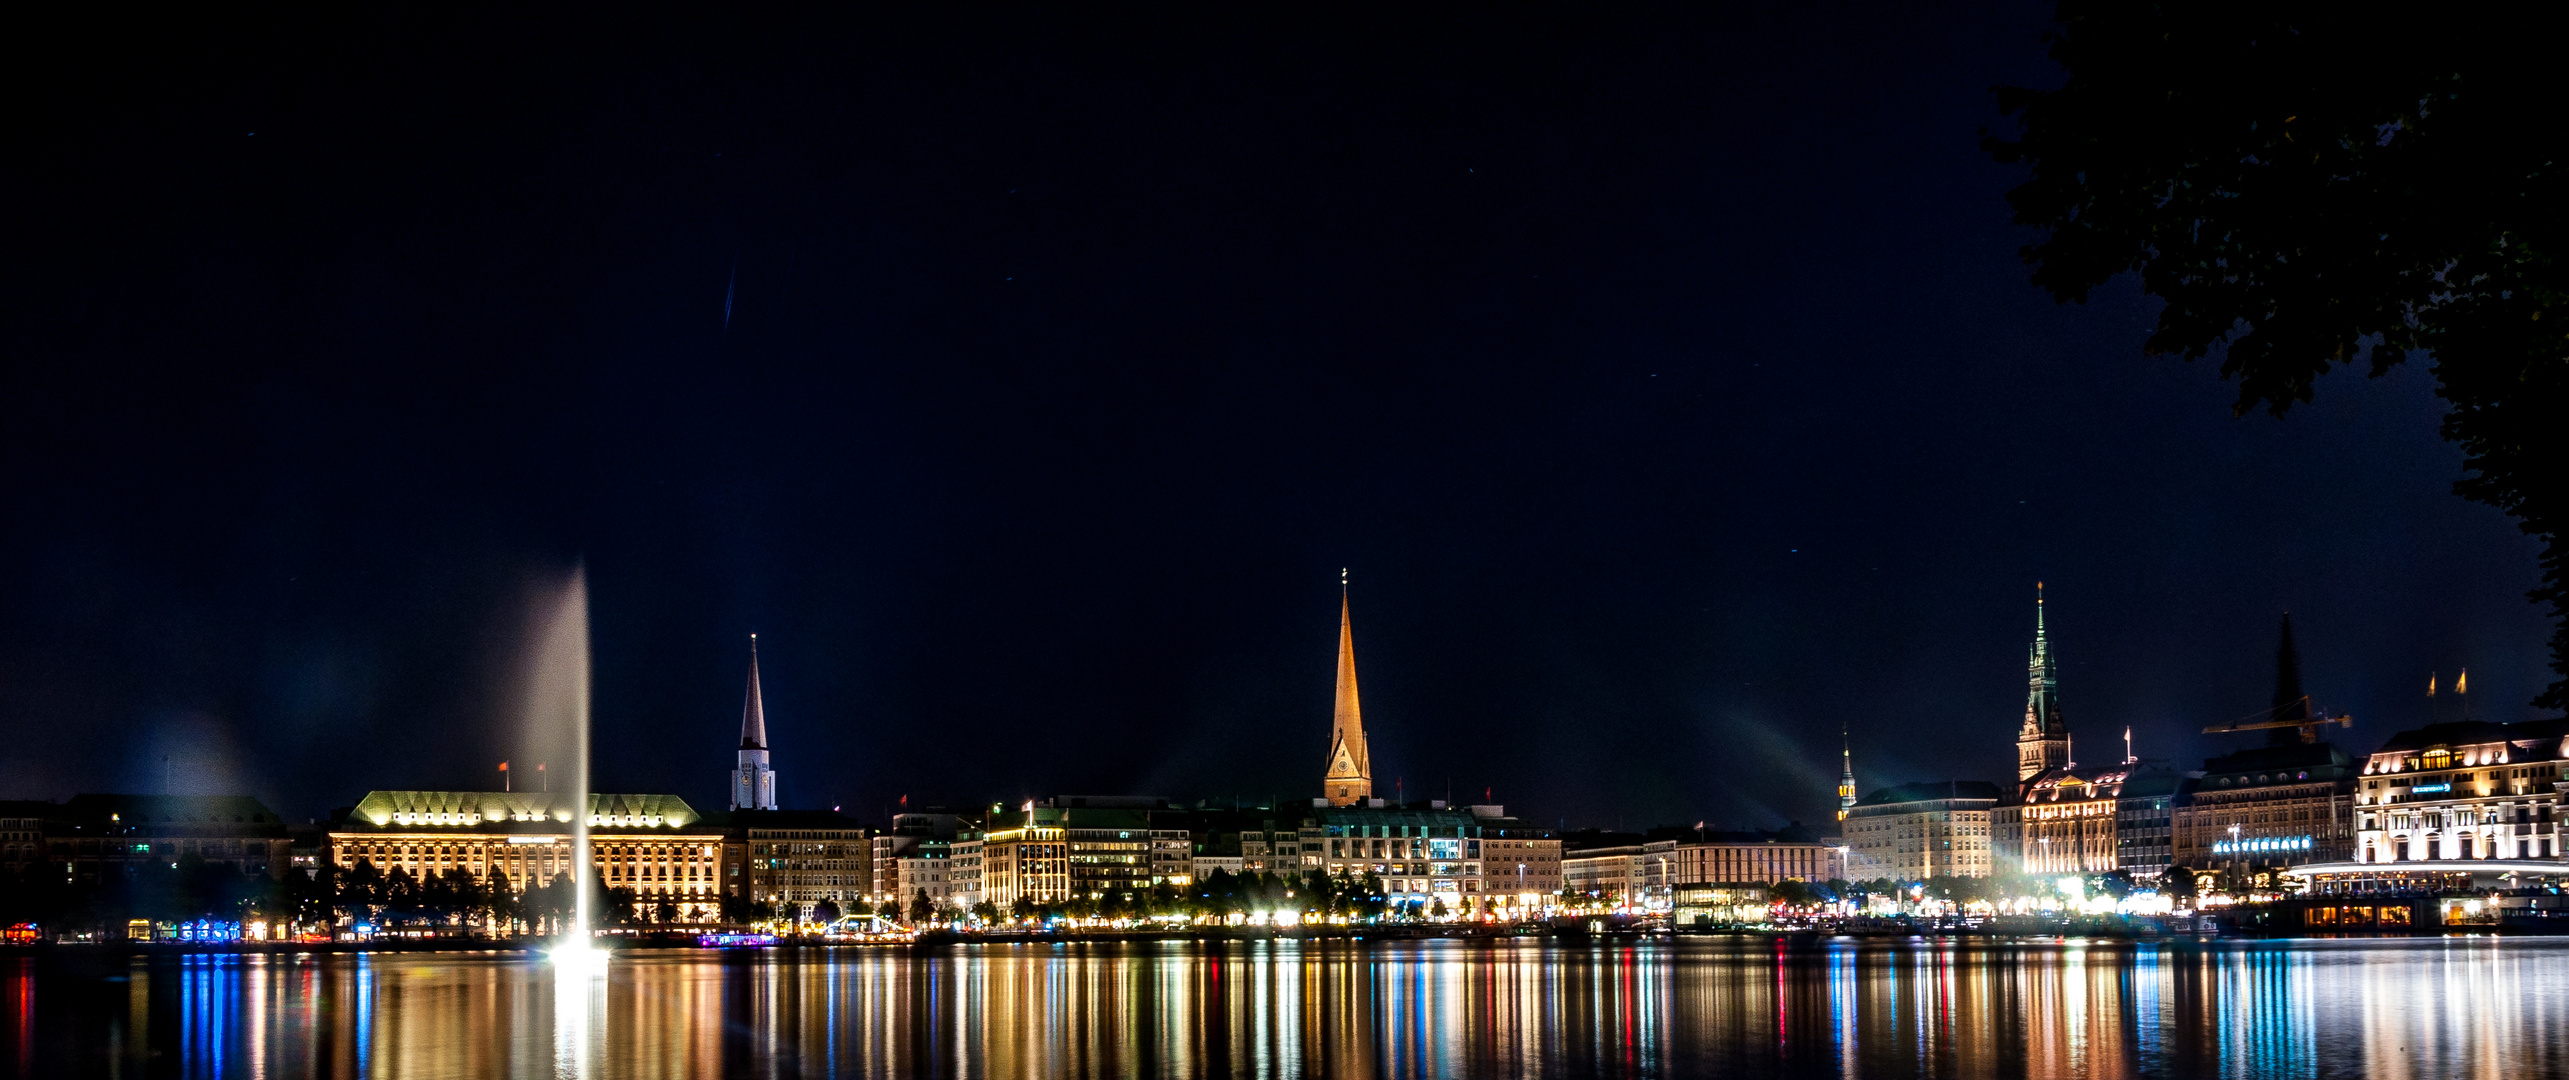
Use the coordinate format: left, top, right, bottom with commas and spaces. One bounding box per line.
540, 564, 605, 972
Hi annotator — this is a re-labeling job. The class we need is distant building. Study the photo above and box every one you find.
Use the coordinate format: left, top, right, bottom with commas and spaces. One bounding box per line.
2354, 718, 2569, 864
1, 801, 55, 876
950, 831, 984, 912
2173, 743, 2358, 875
1322, 582, 1373, 806
1184, 807, 1304, 879
330, 790, 722, 923
723, 808, 868, 920
1844, 781, 2001, 881
976, 814, 1068, 911
1306, 804, 1494, 906
1562, 837, 1677, 909
2109, 764, 2189, 881
1474, 807, 1562, 911
869, 811, 958, 903
730, 636, 778, 812
1999, 758, 2187, 879
41, 794, 295, 885
1672, 824, 1845, 886
1058, 807, 1187, 898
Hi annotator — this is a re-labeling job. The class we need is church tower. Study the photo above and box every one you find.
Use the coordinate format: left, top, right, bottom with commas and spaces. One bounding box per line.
731, 634, 779, 811
1322, 575, 1373, 806
1836, 726, 1857, 821
2016, 584, 2069, 782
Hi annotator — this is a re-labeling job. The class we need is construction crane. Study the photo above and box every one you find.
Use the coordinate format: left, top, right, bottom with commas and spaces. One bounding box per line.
2201, 696, 2350, 743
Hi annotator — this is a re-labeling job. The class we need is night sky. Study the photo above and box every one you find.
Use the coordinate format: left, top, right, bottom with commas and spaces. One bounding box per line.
3, 4, 2550, 830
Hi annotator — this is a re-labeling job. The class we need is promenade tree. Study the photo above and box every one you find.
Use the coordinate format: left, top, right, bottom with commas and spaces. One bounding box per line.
1987, 4, 2567, 702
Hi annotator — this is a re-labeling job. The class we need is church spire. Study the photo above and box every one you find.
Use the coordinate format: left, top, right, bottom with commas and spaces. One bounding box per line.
2269, 612, 2310, 746
731, 633, 778, 811
1323, 571, 1373, 806
2016, 582, 2070, 782
740, 634, 768, 750
1836, 724, 1857, 822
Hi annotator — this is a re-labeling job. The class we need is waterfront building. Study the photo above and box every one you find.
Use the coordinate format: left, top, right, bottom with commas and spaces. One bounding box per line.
1184, 808, 1305, 878
869, 811, 958, 903
895, 848, 955, 914
2353, 718, 2569, 864
2016, 587, 2070, 783
1999, 759, 2187, 878
1028, 796, 1195, 892
1306, 804, 1490, 905
1844, 781, 2001, 881
329, 790, 722, 922
1322, 582, 1374, 806
730, 636, 778, 812
2109, 763, 2189, 881
723, 808, 869, 920
975, 812, 1069, 911
2171, 743, 2358, 876
950, 832, 984, 912
1671, 824, 1844, 885
1562, 835, 1679, 910
31, 794, 294, 886
1475, 808, 1563, 912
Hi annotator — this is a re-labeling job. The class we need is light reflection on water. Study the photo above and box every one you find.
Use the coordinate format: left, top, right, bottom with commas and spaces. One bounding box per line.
7, 936, 2569, 1078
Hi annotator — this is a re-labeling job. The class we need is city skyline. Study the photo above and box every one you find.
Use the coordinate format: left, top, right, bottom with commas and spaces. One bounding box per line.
3, 2, 2552, 837
2, 574, 2534, 839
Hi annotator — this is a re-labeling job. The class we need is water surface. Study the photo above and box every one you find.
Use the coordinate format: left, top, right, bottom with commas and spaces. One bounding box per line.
6, 936, 2563, 1078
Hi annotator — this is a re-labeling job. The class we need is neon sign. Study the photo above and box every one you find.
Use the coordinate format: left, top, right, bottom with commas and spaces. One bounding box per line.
2212, 835, 2313, 856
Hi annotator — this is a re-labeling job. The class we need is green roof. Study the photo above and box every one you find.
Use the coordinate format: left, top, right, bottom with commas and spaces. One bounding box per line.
348, 790, 699, 828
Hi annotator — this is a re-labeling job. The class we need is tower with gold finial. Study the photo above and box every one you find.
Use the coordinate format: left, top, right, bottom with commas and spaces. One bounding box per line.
2016, 583, 2070, 782
731, 634, 778, 811
1323, 571, 1373, 806
1836, 725, 1857, 822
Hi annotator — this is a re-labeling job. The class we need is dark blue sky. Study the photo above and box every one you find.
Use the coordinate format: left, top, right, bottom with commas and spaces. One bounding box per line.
2, 4, 2549, 828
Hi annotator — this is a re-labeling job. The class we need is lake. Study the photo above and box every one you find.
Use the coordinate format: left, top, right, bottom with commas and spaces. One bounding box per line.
7, 936, 2565, 1078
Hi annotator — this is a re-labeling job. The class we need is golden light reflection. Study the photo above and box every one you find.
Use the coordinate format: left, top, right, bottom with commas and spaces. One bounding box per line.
11, 938, 2569, 1077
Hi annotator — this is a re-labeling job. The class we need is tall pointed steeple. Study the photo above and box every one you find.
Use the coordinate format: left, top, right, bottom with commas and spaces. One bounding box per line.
2016, 583, 2070, 782
731, 634, 778, 811
741, 636, 769, 751
1323, 572, 1373, 806
1836, 725, 1857, 822
2268, 612, 2310, 745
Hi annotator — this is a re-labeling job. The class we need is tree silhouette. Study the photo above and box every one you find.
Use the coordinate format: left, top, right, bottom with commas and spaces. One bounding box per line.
1987, 5, 2566, 704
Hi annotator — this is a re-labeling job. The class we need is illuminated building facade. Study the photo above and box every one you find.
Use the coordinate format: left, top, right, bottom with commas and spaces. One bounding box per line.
869, 811, 958, 903
2171, 743, 2357, 874
1322, 585, 1374, 806
329, 790, 722, 923
1563, 838, 1678, 909
1999, 761, 2184, 878
724, 809, 868, 919
1672, 825, 1845, 885
1307, 805, 1489, 903
2353, 719, 2569, 864
1844, 781, 2000, 881
975, 819, 1069, 910
1473, 810, 1561, 911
